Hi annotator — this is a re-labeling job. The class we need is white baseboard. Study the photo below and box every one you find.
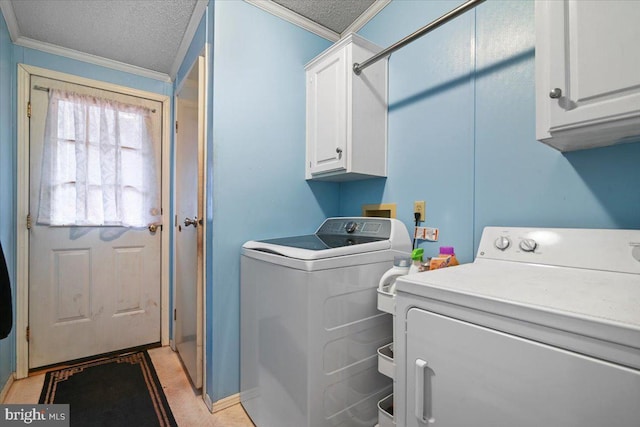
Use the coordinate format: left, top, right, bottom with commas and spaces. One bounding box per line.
203, 392, 213, 411
0, 374, 15, 403
211, 392, 241, 413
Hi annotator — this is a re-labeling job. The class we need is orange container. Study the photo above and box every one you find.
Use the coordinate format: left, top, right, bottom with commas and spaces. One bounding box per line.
429, 246, 459, 270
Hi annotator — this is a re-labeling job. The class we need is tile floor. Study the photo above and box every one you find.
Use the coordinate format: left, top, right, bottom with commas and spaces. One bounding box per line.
3, 346, 255, 427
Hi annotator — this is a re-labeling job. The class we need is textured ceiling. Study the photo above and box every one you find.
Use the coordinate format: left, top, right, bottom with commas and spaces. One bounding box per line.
272, 0, 376, 33
9, 0, 199, 75
3, 0, 382, 78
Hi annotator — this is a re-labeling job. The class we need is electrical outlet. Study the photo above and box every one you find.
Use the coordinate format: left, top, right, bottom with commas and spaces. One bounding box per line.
413, 201, 426, 221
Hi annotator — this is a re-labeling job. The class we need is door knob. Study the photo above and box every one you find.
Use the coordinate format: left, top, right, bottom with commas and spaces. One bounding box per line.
549, 88, 562, 99
148, 223, 160, 233
184, 217, 199, 228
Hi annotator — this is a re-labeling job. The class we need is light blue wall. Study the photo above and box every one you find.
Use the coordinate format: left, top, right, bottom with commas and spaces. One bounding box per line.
341, 0, 640, 261
206, 0, 335, 401
341, 0, 476, 262
0, 11, 16, 391
473, 0, 640, 246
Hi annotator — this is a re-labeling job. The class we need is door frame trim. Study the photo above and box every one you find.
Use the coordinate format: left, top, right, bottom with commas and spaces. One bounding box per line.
15, 64, 172, 378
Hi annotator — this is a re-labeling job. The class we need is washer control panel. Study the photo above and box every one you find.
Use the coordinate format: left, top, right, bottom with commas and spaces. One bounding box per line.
344, 221, 358, 234
316, 217, 392, 239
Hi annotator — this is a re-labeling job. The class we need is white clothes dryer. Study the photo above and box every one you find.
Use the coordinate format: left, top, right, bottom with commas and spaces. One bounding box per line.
394, 227, 640, 427
240, 217, 411, 427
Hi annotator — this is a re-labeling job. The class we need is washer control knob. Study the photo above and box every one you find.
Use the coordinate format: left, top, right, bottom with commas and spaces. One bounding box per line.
345, 221, 358, 233
494, 236, 511, 251
519, 238, 537, 252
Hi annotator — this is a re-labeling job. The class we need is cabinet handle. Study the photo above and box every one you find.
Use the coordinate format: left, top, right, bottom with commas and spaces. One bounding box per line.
549, 88, 562, 99
415, 358, 435, 424
336, 147, 343, 155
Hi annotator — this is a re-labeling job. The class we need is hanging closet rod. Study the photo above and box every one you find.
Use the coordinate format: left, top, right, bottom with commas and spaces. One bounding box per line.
353, 0, 486, 75
32, 85, 157, 113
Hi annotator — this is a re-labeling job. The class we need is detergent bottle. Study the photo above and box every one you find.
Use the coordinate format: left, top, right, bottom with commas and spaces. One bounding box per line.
378, 256, 411, 295
409, 248, 424, 274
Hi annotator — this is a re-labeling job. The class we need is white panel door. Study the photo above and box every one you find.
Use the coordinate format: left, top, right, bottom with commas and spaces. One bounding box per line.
28, 76, 162, 368
174, 56, 204, 388
405, 308, 640, 427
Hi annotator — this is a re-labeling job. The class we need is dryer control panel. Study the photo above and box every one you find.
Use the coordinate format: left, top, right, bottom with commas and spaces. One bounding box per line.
477, 226, 640, 274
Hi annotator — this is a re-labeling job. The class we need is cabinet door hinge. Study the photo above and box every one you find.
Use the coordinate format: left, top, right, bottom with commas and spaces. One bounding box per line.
174, 309, 177, 321
26, 213, 32, 230
175, 121, 178, 133
26, 326, 30, 342
27, 102, 32, 118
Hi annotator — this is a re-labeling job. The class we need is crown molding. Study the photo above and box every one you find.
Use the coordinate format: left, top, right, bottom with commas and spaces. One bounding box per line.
2, 0, 171, 82
14, 36, 172, 82
244, 0, 340, 42
169, 0, 208, 79
341, 0, 391, 37
0, 0, 20, 41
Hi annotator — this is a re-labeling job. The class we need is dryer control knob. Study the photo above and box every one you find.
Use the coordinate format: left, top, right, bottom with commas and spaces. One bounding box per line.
519, 238, 537, 252
345, 221, 358, 233
494, 236, 511, 251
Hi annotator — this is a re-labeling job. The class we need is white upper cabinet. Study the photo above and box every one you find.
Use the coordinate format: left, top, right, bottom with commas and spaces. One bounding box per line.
536, 1, 640, 151
306, 33, 388, 181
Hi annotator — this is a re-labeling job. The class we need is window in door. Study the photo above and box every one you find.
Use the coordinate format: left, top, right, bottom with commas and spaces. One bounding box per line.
38, 89, 160, 227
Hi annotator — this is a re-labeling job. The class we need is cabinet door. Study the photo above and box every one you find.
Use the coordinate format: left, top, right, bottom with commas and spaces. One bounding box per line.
405, 308, 640, 427
540, 1, 640, 134
306, 48, 347, 176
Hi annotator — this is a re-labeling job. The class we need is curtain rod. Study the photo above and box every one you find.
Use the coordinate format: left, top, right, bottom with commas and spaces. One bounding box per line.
353, 0, 486, 75
32, 85, 157, 113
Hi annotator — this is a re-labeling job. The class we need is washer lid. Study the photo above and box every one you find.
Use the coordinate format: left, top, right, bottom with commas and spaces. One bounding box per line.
242, 238, 391, 260
258, 234, 386, 250
242, 217, 412, 260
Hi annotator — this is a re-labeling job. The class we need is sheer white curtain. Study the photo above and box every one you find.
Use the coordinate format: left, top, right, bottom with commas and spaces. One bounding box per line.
38, 89, 161, 227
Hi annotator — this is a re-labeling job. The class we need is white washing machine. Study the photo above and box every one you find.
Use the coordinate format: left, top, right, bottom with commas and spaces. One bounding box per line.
240, 217, 411, 427
394, 227, 640, 427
